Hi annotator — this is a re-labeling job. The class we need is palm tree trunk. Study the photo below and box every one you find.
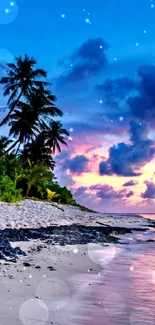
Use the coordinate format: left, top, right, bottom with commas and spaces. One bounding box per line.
26, 184, 31, 197
0, 89, 23, 127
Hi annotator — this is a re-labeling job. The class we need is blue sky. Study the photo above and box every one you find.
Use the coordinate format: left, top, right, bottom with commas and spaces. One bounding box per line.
1, 0, 155, 213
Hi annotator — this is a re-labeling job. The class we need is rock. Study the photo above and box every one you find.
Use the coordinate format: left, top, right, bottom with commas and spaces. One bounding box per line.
48, 266, 55, 271
23, 262, 31, 267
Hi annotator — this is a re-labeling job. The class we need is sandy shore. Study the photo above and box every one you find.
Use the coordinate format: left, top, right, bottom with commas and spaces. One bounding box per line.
0, 200, 154, 324
1, 232, 155, 325
0, 240, 103, 325
0, 199, 150, 229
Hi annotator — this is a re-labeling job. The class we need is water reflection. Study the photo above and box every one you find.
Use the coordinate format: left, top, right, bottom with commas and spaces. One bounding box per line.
52, 229, 155, 325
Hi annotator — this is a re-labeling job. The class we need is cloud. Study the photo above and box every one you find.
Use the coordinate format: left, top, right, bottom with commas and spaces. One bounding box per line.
85, 145, 103, 154
99, 120, 155, 177
65, 155, 89, 174
90, 184, 121, 199
94, 64, 155, 126
89, 184, 134, 200
73, 183, 134, 213
126, 190, 134, 198
74, 186, 88, 197
128, 65, 155, 122
96, 77, 138, 106
54, 149, 76, 187
99, 161, 112, 175
123, 180, 138, 186
58, 38, 109, 84
141, 181, 155, 199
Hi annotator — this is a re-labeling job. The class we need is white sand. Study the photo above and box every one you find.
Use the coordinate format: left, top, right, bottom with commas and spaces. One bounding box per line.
0, 199, 150, 229
0, 200, 152, 324
0, 240, 102, 325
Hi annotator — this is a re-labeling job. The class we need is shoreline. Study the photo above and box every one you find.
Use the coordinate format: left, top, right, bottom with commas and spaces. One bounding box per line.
0, 199, 152, 229
0, 200, 154, 324
0, 199, 154, 262
0, 241, 102, 325
1, 229, 154, 325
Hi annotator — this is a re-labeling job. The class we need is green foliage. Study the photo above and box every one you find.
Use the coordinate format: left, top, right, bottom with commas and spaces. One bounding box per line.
0, 153, 80, 208
45, 182, 76, 204
46, 189, 60, 202
0, 175, 22, 203
0, 54, 90, 210
24, 160, 54, 197
4, 155, 25, 186
20, 133, 55, 169
75, 204, 95, 213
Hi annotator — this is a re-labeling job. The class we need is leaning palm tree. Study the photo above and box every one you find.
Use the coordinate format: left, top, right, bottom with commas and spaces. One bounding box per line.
20, 132, 55, 169
3, 85, 63, 155
0, 54, 48, 126
6, 106, 39, 154
41, 120, 69, 154
21, 87, 63, 122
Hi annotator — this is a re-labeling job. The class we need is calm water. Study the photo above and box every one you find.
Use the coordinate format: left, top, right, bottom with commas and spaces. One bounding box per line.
54, 215, 155, 325
139, 213, 155, 221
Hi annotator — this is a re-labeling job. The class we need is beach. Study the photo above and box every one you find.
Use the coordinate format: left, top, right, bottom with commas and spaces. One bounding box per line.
0, 199, 150, 229
0, 200, 155, 325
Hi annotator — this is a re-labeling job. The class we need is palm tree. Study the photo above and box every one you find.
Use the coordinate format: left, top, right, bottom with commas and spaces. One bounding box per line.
41, 120, 69, 154
20, 87, 63, 123
3, 85, 63, 155
25, 160, 54, 197
0, 54, 48, 126
6, 106, 39, 154
20, 132, 55, 169
4, 155, 25, 187
0, 136, 12, 157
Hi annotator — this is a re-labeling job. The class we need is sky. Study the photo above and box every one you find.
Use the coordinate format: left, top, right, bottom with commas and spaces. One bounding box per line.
0, 0, 155, 213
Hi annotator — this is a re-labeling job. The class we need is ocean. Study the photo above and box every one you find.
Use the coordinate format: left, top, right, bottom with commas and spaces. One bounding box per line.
139, 213, 155, 221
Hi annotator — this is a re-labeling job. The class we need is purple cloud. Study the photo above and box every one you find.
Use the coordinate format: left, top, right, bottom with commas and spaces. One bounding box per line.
123, 180, 138, 186
65, 155, 89, 174
141, 181, 155, 199
99, 120, 155, 177
126, 190, 134, 198
89, 184, 134, 200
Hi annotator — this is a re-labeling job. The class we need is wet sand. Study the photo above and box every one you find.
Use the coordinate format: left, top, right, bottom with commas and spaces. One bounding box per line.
0, 228, 155, 325
0, 203, 154, 325
0, 241, 101, 325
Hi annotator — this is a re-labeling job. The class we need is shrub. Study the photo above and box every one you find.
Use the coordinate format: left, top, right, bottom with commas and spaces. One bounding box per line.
24, 162, 54, 197
0, 175, 22, 203
45, 182, 76, 205
47, 189, 60, 202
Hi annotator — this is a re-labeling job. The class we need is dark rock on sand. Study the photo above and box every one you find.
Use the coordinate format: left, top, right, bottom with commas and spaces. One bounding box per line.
0, 224, 150, 261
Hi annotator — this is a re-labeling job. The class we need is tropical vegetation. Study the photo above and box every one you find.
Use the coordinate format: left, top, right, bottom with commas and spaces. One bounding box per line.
0, 54, 76, 205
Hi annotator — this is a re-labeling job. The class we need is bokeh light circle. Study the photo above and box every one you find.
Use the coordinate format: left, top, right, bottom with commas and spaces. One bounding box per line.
104, 293, 125, 316
0, 1, 18, 24
0, 48, 14, 64
88, 243, 116, 266
130, 308, 154, 325
36, 276, 70, 311
19, 299, 49, 325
